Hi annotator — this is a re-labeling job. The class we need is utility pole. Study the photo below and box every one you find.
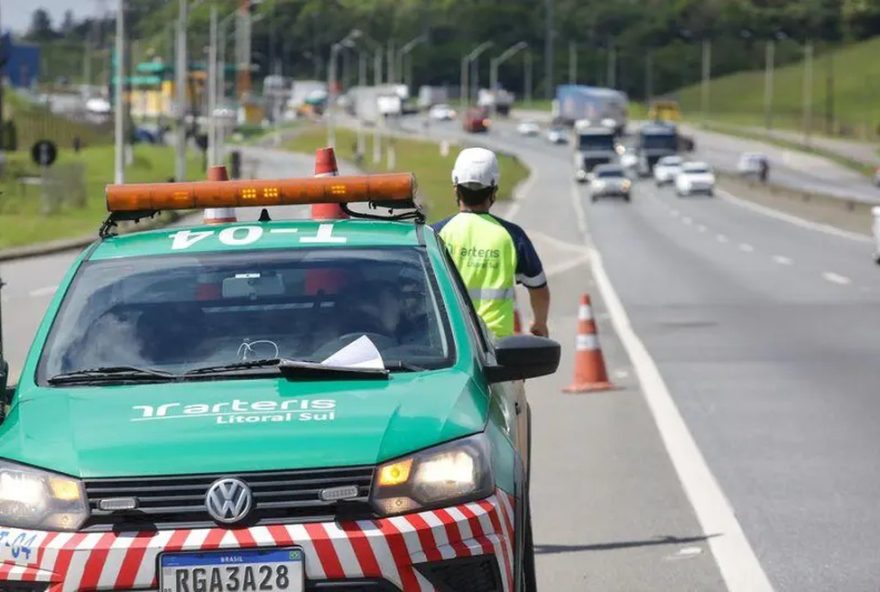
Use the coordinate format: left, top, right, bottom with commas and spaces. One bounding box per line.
357, 52, 366, 156
207, 5, 217, 167
114, 0, 125, 183
524, 49, 532, 104
606, 43, 616, 89
825, 43, 834, 135
763, 39, 775, 131
460, 54, 469, 111
701, 39, 711, 124
803, 41, 813, 145
175, 0, 187, 182
327, 43, 341, 148
645, 49, 653, 103
544, 0, 554, 99
568, 41, 576, 84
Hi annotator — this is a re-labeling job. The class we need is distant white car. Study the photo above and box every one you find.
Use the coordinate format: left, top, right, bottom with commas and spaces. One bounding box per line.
590, 164, 631, 202
546, 127, 568, 144
675, 161, 716, 196
874, 166, 880, 187
653, 155, 684, 185
517, 120, 541, 136
737, 152, 768, 177
428, 104, 456, 121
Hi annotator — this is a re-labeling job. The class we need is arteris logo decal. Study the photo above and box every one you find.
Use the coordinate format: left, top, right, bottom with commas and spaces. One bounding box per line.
131, 399, 337, 425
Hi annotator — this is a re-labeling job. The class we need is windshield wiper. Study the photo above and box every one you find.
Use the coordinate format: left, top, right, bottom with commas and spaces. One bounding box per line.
185, 358, 283, 376
48, 366, 176, 385
279, 360, 389, 380
383, 361, 427, 372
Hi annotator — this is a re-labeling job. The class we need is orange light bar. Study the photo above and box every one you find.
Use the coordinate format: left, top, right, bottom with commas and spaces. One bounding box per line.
106, 173, 416, 213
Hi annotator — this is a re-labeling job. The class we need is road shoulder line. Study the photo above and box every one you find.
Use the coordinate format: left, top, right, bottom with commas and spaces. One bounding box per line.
717, 188, 872, 243
571, 181, 774, 592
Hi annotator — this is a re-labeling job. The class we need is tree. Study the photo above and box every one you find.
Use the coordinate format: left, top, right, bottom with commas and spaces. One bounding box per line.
61, 10, 76, 36
26, 8, 56, 41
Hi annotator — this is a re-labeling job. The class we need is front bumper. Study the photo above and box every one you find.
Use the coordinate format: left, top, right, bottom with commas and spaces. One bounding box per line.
0, 492, 515, 592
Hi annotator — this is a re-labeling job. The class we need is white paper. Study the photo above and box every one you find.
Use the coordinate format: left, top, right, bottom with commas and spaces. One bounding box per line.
321, 335, 385, 369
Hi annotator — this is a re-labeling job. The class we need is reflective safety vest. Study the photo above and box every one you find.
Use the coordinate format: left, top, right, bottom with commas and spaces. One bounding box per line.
436, 213, 519, 338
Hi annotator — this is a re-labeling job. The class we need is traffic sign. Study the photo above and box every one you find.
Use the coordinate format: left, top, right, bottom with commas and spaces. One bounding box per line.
31, 140, 57, 167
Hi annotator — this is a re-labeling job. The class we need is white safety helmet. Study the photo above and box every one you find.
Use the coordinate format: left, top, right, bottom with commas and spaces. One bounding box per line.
451, 147, 500, 190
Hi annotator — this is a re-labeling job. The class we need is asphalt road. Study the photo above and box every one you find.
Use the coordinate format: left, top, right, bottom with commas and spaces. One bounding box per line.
402, 115, 880, 590
5, 117, 880, 590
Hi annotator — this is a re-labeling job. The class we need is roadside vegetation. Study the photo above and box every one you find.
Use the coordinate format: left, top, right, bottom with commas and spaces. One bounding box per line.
284, 125, 529, 221
0, 145, 201, 249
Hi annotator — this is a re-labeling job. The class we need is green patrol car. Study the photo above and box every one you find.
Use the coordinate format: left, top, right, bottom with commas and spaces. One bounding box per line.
0, 173, 559, 592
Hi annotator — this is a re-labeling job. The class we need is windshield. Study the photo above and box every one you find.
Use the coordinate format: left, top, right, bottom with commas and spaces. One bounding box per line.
38, 248, 452, 383
641, 134, 677, 150
596, 169, 624, 178
684, 166, 710, 174
578, 134, 614, 152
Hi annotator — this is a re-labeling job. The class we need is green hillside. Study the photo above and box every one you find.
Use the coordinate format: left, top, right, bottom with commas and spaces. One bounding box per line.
675, 36, 880, 140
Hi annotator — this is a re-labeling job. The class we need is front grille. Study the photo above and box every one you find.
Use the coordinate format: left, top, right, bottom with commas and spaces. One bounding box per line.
83, 466, 374, 531
416, 555, 502, 592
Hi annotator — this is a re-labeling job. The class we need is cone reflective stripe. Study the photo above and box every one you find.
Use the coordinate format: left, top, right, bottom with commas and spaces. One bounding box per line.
311, 147, 348, 220
203, 165, 237, 224
563, 294, 615, 393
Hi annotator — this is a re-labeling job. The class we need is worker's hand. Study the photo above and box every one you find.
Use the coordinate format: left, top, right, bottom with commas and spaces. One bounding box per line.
530, 322, 549, 338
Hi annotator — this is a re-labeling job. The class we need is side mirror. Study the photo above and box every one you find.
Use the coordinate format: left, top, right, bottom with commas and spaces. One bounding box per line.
0, 360, 10, 423
485, 334, 561, 383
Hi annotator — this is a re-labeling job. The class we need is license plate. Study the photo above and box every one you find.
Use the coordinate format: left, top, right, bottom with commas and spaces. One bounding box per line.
159, 548, 304, 592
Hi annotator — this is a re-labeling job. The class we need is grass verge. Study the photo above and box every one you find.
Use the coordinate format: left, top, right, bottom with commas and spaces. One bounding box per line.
284, 125, 530, 221
0, 145, 202, 249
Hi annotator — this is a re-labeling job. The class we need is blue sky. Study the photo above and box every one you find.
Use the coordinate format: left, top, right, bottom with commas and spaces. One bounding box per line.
4, 0, 106, 34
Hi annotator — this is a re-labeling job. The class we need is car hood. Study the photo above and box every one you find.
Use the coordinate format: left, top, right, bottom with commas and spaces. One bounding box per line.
681, 173, 714, 183
0, 371, 488, 478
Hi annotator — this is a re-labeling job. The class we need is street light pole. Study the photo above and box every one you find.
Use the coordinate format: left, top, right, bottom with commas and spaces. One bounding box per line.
524, 49, 532, 105
398, 34, 427, 92
461, 41, 493, 114
327, 42, 342, 148
803, 40, 813, 145
700, 39, 711, 124
568, 41, 576, 84
114, 0, 125, 184
175, 0, 187, 182
489, 41, 527, 117
606, 42, 617, 89
764, 39, 775, 131
207, 5, 217, 167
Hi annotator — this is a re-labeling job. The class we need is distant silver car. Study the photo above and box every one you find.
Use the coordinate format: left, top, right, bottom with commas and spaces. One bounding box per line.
738, 152, 768, 177
517, 120, 541, 136
546, 127, 568, 144
590, 164, 631, 202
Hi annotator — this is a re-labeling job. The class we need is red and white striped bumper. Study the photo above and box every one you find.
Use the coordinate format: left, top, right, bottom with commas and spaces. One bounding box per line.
0, 492, 515, 592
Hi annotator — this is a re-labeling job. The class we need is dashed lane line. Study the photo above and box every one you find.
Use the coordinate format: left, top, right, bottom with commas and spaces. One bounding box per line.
697, 224, 707, 233
738, 243, 755, 253
772, 255, 793, 266
716, 234, 729, 243
822, 272, 852, 285
571, 182, 774, 592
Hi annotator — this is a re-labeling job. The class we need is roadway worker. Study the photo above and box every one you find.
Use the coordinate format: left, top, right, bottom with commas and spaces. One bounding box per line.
433, 147, 550, 338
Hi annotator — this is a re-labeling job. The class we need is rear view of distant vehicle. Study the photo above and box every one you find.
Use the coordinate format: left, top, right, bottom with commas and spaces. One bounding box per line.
573, 123, 618, 183
648, 99, 682, 123
653, 155, 683, 186
636, 123, 679, 176
517, 120, 541, 136
546, 126, 568, 144
676, 161, 716, 197
737, 152, 769, 178
590, 164, 631, 202
463, 107, 490, 133
428, 103, 456, 121
554, 85, 628, 135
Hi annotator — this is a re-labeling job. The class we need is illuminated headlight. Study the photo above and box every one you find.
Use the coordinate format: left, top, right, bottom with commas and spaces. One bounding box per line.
0, 460, 88, 531
371, 434, 494, 516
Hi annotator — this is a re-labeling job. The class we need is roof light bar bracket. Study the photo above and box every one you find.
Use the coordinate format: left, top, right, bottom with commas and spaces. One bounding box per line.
99, 210, 159, 239
341, 200, 425, 223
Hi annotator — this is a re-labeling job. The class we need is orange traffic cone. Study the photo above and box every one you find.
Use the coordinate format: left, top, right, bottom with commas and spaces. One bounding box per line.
311, 147, 348, 220
563, 294, 615, 393
203, 165, 237, 224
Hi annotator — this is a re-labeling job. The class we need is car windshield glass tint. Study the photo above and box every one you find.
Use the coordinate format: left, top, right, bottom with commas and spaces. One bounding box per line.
686, 167, 709, 174
578, 135, 614, 151
38, 248, 452, 383
597, 169, 623, 178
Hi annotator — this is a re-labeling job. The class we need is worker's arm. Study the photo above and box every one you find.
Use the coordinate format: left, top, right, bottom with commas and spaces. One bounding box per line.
528, 285, 551, 337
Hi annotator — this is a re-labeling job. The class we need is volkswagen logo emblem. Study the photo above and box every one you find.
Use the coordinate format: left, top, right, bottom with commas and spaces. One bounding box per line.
205, 478, 253, 524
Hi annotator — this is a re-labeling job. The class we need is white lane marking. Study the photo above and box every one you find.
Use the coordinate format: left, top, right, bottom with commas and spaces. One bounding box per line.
506, 163, 537, 222
681, 216, 693, 225
716, 234, 728, 243
822, 271, 851, 285
772, 255, 793, 265
669, 209, 680, 217
613, 368, 630, 379
571, 181, 774, 592
29, 285, 58, 297
717, 188, 872, 243
738, 243, 755, 253
677, 547, 703, 557
697, 224, 707, 233
544, 254, 591, 277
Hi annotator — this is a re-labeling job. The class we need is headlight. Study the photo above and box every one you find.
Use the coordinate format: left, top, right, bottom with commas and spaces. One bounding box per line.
0, 460, 88, 530
622, 179, 632, 190
371, 434, 494, 516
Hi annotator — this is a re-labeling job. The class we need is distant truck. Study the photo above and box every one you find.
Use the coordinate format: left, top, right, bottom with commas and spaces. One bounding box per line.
477, 89, 514, 116
648, 99, 682, 123
417, 85, 449, 109
636, 122, 679, 176
554, 85, 628, 135
573, 122, 618, 182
